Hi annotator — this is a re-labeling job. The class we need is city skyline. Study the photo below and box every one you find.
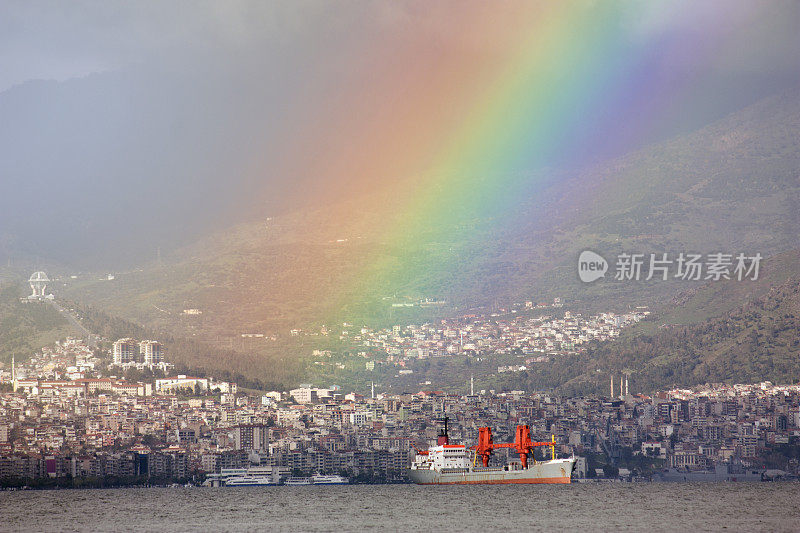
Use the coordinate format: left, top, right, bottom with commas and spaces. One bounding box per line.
1, 3, 800, 529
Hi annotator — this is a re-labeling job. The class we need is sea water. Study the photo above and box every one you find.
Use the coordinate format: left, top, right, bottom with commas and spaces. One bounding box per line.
1, 482, 798, 532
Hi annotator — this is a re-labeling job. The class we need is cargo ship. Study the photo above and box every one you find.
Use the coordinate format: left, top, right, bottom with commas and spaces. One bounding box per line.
408, 418, 574, 485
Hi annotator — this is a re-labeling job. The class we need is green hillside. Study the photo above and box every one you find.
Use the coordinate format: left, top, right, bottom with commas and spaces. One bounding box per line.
521, 250, 800, 395
461, 88, 800, 312
300, 251, 800, 396
0, 283, 71, 364
51, 89, 800, 384
63, 90, 800, 333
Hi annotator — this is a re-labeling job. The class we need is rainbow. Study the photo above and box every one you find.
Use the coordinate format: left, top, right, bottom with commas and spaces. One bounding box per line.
256, 1, 767, 318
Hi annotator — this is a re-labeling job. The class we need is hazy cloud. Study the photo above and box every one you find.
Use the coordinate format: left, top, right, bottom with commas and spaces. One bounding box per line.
0, 1, 798, 268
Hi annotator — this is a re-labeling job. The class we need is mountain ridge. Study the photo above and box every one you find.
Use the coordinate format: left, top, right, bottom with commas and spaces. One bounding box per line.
57, 88, 800, 342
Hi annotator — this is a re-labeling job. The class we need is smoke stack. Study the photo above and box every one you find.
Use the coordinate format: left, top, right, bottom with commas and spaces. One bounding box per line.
610, 375, 614, 398
470, 374, 474, 396
625, 376, 629, 397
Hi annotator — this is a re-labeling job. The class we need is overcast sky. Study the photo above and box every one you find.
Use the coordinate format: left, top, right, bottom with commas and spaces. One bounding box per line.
1, 1, 799, 268
3, 0, 799, 93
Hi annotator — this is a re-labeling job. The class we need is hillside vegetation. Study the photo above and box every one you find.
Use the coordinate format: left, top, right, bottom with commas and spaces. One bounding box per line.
62, 90, 800, 335
45, 89, 800, 387
356, 249, 800, 396
64, 302, 302, 390
527, 263, 800, 395
0, 283, 71, 364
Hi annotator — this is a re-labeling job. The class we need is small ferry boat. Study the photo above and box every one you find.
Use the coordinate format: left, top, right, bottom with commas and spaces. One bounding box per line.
310, 474, 349, 485
224, 475, 278, 486
284, 477, 312, 485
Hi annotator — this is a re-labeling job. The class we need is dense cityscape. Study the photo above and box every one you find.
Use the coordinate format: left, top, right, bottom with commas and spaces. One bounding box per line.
2, 330, 799, 487
3, 2, 800, 531
308, 300, 649, 373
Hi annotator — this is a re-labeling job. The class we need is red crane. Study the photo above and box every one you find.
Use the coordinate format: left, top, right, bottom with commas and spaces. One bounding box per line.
473, 425, 555, 468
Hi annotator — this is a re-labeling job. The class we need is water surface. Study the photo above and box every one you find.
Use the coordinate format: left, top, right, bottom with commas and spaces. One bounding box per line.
1, 483, 798, 532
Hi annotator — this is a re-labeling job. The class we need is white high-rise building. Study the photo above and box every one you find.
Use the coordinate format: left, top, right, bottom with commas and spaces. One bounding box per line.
139, 340, 163, 365
112, 338, 138, 365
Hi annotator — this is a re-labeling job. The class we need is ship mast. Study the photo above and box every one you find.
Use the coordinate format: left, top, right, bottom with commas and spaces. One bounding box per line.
437, 416, 450, 445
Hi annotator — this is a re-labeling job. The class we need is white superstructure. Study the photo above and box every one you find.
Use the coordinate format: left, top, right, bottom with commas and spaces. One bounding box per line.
285, 477, 312, 485
225, 475, 277, 486
310, 474, 349, 485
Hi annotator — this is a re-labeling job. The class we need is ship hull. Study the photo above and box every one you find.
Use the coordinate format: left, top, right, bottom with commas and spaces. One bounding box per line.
408, 458, 574, 485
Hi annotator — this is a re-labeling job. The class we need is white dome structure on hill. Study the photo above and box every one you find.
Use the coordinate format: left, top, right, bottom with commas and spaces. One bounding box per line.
29, 271, 50, 298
